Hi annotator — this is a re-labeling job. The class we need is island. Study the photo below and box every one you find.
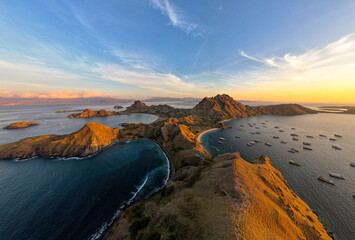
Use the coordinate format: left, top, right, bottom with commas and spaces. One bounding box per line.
68, 109, 119, 118
0, 94, 333, 240
3, 121, 40, 129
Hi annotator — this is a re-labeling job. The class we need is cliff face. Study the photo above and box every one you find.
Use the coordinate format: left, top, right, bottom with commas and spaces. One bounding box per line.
3, 121, 40, 129
192, 94, 258, 119
255, 104, 317, 115
0, 123, 120, 159
68, 109, 119, 118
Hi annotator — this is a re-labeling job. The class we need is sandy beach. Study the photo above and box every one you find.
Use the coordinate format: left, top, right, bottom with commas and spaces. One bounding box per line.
197, 128, 219, 153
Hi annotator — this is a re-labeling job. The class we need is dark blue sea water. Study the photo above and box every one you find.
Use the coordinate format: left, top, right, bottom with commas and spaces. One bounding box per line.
201, 113, 355, 240
0, 140, 169, 240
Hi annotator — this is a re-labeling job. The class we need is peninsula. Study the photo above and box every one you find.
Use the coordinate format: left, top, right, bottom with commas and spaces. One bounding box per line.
0, 94, 332, 239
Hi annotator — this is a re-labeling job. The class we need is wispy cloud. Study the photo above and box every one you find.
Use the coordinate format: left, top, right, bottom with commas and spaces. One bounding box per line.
235, 33, 355, 89
150, 0, 203, 37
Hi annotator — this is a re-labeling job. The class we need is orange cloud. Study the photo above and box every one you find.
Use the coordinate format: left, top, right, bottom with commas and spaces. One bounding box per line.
0, 90, 113, 99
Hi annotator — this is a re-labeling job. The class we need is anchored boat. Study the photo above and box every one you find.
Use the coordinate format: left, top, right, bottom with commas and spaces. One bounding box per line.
289, 160, 300, 166
332, 145, 342, 150
317, 176, 335, 185
334, 134, 342, 138
265, 142, 272, 146
303, 147, 312, 151
329, 172, 345, 179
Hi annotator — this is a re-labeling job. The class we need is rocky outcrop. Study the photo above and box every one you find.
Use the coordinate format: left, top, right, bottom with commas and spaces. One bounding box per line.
0, 123, 120, 159
255, 104, 317, 115
68, 109, 119, 118
3, 121, 40, 129
114, 105, 123, 109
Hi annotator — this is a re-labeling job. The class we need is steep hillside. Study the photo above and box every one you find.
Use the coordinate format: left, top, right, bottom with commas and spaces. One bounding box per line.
192, 94, 258, 119
256, 104, 317, 115
0, 123, 120, 159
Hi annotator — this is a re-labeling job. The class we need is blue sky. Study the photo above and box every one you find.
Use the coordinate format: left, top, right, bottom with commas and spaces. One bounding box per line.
1, 0, 355, 102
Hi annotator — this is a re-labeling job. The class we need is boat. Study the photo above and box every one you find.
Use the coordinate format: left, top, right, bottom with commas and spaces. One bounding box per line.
329, 172, 345, 179
329, 138, 337, 141
263, 126, 267, 128
281, 141, 287, 144
254, 139, 260, 143
319, 134, 327, 137
219, 137, 226, 140
256, 132, 261, 135
289, 160, 300, 166
237, 128, 243, 131
265, 120, 269, 122
292, 137, 299, 141
218, 141, 223, 144
274, 126, 279, 129
291, 128, 296, 130
291, 148, 299, 153
317, 176, 334, 185
265, 142, 272, 146
332, 145, 342, 150
350, 163, 355, 167
262, 123, 266, 125
250, 142, 255, 145
303, 142, 311, 146
291, 133, 298, 137
279, 130, 285, 132
273, 136, 279, 139
303, 147, 312, 151
240, 124, 244, 127
306, 135, 314, 138
334, 134, 342, 138
353, 194, 355, 199
247, 143, 252, 147
250, 132, 256, 135
255, 127, 260, 129
235, 135, 240, 138
288, 150, 295, 153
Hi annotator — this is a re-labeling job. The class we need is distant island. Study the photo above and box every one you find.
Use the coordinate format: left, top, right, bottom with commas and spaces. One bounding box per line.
3, 121, 40, 129
0, 94, 332, 239
114, 105, 123, 109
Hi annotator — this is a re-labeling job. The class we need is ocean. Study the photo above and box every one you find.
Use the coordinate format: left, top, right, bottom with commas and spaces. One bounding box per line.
201, 113, 355, 240
0, 103, 171, 240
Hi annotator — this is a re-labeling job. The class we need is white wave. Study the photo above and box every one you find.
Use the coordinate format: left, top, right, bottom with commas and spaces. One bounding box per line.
88, 175, 149, 240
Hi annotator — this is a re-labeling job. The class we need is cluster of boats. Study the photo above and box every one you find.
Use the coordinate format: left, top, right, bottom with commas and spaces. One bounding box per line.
217, 121, 353, 198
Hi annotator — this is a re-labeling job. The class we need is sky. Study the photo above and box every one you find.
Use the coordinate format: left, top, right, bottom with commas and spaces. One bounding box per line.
1, 0, 355, 104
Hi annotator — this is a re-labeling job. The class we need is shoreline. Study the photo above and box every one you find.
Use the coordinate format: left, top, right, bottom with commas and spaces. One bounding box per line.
196, 128, 219, 152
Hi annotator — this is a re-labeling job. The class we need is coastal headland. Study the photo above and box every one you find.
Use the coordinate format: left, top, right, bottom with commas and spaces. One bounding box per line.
0, 94, 332, 239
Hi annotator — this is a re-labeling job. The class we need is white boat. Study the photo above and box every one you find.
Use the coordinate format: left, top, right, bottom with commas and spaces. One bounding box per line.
265, 142, 272, 146
218, 141, 223, 144
254, 139, 260, 143
250, 132, 256, 135
219, 137, 226, 140
329, 172, 345, 179
247, 143, 253, 147
235, 135, 240, 138
350, 163, 355, 167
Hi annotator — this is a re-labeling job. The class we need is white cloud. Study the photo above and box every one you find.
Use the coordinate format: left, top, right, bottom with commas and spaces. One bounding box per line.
150, 0, 203, 37
235, 33, 355, 89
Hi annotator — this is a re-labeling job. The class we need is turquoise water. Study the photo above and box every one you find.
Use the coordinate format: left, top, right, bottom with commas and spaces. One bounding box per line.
201, 113, 355, 240
0, 140, 169, 240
